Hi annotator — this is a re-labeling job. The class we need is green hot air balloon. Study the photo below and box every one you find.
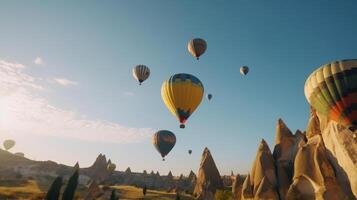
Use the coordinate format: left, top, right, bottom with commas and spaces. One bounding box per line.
304, 59, 357, 130
152, 130, 176, 161
3, 139, 15, 151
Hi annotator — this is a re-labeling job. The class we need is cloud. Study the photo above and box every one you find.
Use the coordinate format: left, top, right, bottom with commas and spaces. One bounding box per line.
0, 60, 152, 143
53, 78, 78, 87
34, 57, 44, 65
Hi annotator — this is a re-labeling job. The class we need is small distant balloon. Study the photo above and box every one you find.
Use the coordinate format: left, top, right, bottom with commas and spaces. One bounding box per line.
132, 65, 150, 85
240, 66, 249, 75
188, 38, 207, 60
14, 152, 24, 157
207, 94, 212, 101
3, 139, 15, 151
107, 163, 116, 172
152, 130, 176, 161
188, 150, 192, 155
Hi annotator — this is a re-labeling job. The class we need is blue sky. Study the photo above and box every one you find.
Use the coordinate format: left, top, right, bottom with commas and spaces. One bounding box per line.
0, 0, 357, 176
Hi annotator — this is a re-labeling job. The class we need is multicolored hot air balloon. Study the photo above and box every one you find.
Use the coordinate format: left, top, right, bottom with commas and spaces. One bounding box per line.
240, 66, 249, 75
132, 65, 150, 85
207, 94, 212, 101
161, 73, 204, 128
304, 59, 357, 130
152, 130, 176, 161
188, 149, 192, 155
188, 38, 207, 60
3, 139, 15, 151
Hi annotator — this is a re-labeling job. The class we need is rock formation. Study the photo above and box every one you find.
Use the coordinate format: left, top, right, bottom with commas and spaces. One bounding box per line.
273, 119, 305, 199
232, 174, 244, 200
82, 154, 113, 183
316, 110, 357, 198
239, 111, 356, 200
241, 140, 279, 200
287, 135, 347, 199
194, 147, 223, 197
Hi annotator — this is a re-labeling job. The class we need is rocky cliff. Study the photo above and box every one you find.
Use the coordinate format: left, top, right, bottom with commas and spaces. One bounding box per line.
240, 110, 357, 200
194, 147, 223, 198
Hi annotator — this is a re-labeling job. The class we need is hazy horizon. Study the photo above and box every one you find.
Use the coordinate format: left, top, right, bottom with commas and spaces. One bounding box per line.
1, 0, 357, 176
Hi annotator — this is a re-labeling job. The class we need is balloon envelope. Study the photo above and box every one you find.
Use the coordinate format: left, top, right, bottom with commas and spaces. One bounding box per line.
304, 59, 357, 128
161, 73, 204, 128
187, 38, 207, 60
132, 65, 150, 85
152, 130, 176, 160
240, 66, 249, 75
3, 140, 15, 151
107, 163, 116, 172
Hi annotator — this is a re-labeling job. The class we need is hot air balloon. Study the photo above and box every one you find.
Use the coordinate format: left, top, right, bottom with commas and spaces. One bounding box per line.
107, 163, 116, 172
188, 38, 207, 60
14, 152, 24, 157
132, 65, 150, 85
240, 66, 249, 75
3, 139, 15, 151
161, 73, 204, 128
188, 150, 192, 155
207, 94, 212, 101
152, 130, 176, 161
304, 59, 357, 130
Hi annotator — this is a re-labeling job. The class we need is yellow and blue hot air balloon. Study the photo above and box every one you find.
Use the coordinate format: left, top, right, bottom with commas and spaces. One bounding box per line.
152, 130, 176, 161
304, 59, 357, 130
161, 73, 204, 128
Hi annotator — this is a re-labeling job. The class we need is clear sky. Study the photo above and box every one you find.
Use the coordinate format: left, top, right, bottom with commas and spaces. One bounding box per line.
0, 0, 357, 176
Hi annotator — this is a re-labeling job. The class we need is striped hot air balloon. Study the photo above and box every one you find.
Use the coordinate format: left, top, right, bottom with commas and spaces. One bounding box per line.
161, 73, 204, 128
152, 130, 176, 161
132, 65, 150, 85
304, 59, 357, 129
187, 38, 207, 60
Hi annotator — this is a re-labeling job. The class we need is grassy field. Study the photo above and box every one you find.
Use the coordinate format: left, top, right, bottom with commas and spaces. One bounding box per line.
0, 180, 195, 200
0, 180, 44, 199
111, 185, 194, 200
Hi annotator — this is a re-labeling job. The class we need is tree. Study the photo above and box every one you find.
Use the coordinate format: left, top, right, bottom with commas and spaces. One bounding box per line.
110, 189, 118, 200
45, 176, 63, 200
143, 185, 147, 196
62, 169, 79, 200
